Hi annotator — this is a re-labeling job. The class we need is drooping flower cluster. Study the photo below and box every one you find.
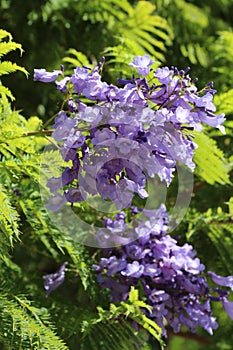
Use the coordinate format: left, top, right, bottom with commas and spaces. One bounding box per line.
93, 205, 233, 336
34, 55, 225, 210
35, 55, 233, 336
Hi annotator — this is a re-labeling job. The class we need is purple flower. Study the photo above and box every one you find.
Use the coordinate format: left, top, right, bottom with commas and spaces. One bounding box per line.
121, 261, 144, 278
64, 187, 84, 202
208, 271, 233, 290
61, 145, 77, 162
70, 66, 89, 94
114, 137, 138, 155
68, 98, 78, 113
43, 262, 67, 297
154, 67, 172, 84
125, 244, 150, 260
222, 298, 233, 320
52, 111, 68, 128
52, 118, 77, 141
56, 77, 70, 92
64, 130, 85, 149
144, 263, 161, 277
35, 56, 229, 337
149, 290, 170, 303
129, 55, 154, 76
199, 111, 226, 131
62, 165, 79, 186
92, 128, 116, 146
78, 106, 103, 126
190, 92, 216, 111
34, 68, 62, 82
106, 256, 128, 276
93, 204, 232, 336
83, 79, 109, 101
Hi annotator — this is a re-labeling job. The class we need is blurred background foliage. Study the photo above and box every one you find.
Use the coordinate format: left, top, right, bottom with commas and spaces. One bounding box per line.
0, 0, 233, 349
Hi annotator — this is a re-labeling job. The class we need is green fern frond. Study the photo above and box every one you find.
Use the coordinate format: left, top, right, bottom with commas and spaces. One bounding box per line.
0, 61, 28, 77
117, 1, 171, 62
0, 99, 46, 155
208, 223, 233, 275
0, 83, 15, 100
99, 1, 172, 78
193, 131, 230, 185
174, 0, 209, 28
0, 28, 28, 78
0, 184, 20, 251
0, 153, 41, 182
213, 31, 233, 63
18, 195, 91, 290
214, 88, 233, 116
76, 0, 132, 23
180, 43, 208, 67
81, 287, 164, 349
0, 289, 68, 350
0, 29, 12, 41
0, 28, 28, 101
0, 41, 23, 58
71, 0, 171, 64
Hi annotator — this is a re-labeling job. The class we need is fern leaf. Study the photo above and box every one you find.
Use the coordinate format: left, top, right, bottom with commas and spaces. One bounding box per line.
214, 88, 233, 115
0, 184, 20, 249
82, 288, 164, 349
0, 29, 12, 41
132, 28, 166, 51
0, 291, 68, 350
117, 1, 171, 62
193, 131, 230, 185
0, 41, 23, 58
0, 84, 15, 100
180, 43, 208, 67
208, 224, 233, 275
0, 61, 28, 77
18, 196, 91, 290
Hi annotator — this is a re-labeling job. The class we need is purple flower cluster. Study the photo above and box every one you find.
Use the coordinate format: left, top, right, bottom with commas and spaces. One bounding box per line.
35, 55, 233, 337
34, 55, 225, 210
93, 205, 233, 336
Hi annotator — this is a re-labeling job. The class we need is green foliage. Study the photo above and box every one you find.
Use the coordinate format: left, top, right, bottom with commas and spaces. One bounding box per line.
0, 183, 20, 256
102, 0, 171, 78
0, 29, 28, 101
193, 131, 231, 185
184, 201, 233, 275
0, 286, 68, 350
112, 1, 171, 61
210, 31, 233, 91
153, 0, 233, 92
80, 287, 164, 350
61, 1, 172, 81
154, 0, 209, 67
214, 88, 233, 116
0, 30, 28, 79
